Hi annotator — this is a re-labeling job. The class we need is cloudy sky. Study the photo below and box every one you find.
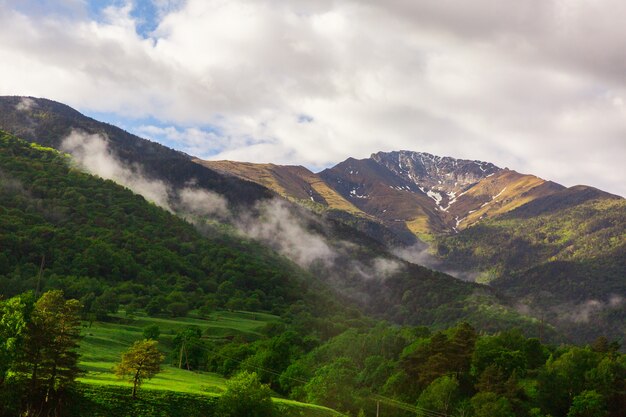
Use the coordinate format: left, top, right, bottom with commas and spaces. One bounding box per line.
1, 0, 625, 196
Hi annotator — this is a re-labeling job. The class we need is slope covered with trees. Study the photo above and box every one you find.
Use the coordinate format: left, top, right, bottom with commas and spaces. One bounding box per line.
0, 131, 344, 322
0, 129, 545, 337
435, 187, 626, 343
1, 131, 625, 417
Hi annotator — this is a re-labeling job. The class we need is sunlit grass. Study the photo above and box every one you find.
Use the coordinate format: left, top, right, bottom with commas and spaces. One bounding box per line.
78, 310, 278, 394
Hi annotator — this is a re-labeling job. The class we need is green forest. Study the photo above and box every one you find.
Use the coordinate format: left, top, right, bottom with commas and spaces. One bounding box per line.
1, 131, 625, 417
2, 290, 624, 416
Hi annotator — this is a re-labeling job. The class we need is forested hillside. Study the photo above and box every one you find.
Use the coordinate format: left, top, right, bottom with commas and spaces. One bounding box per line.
436, 187, 626, 343
0, 130, 624, 417
0, 96, 273, 209
0, 97, 554, 339
0, 131, 346, 322
0, 129, 547, 336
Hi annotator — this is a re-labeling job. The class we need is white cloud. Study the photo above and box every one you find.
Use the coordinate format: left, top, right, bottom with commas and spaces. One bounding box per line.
237, 199, 337, 268
1, 0, 625, 195
16, 97, 36, 111
178, 186, 229, 218
60, 130, 173, 211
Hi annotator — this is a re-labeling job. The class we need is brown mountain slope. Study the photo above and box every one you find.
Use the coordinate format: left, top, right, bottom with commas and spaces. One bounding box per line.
196, 159, 366, 215
318, 157, 447, 235
197, 151, 572, 238
448, 170, 565, 230
319, 152, 567, 235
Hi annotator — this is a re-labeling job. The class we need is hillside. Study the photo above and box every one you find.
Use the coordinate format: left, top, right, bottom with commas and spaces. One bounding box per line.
4, 95, 621, 344
0, 97, 546, 337
197, 149, 625, 344
199, 150, 568, 239
0, 131, 346, 324
318, 151, 568, 236
0, 96, 273, 210
436, 187, 626, 342
198, 160, 365, 215
197, 159, 418, 247
1, 108, 624, 417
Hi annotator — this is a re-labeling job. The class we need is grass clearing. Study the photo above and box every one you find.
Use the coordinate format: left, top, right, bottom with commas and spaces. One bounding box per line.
77, 311, 343, 416
78, 310, 277, 393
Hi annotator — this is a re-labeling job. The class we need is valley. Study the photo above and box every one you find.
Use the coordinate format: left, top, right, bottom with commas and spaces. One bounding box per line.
0, 97, 624, 417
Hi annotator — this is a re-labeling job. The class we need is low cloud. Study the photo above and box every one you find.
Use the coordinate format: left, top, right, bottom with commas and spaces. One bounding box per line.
60, 130, 231, 219
178, 187, 229, 219
0, 170, 27, 193
59, 131, 337, 271
16, 97, 36, 111
237, 199, 336, 269
57, 132, 439, 302
61, 130, 173, 211
393, 243, 480, 281
372, 257, 403, 278
553, 295, 624, 324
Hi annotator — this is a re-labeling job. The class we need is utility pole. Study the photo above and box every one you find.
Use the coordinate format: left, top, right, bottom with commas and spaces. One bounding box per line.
179, 341, 185, 369
35, 254, 45, 297
184, 344, 190, 370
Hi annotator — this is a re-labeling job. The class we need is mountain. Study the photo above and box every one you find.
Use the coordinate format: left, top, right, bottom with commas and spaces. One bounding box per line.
2, 95, 622, 344
0, 96, 273, 209
0, 97, 552, 335
196, 152, 625, 344
319, 150, 566, 235
0, 128, 549, 339
0, 130, 339, 321
197, 159, 419, 247
200, 150, 565, 238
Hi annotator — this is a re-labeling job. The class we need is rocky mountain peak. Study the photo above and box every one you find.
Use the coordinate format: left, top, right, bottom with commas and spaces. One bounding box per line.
370, 150, 501, 195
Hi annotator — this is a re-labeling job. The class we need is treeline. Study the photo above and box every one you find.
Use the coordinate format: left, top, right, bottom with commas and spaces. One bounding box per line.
0, 290, 82, 416
4, 289, 623, 417
195, 321, 625, 417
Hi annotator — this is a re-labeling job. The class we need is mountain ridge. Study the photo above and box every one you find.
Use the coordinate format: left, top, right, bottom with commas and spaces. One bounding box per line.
192, 141, 625, 344
0, 95, 623, 344
198, 150, 580, 236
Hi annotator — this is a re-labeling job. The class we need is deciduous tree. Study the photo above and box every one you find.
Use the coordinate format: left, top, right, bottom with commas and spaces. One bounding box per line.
114, 339, 164, 398
217, 371, 274, 417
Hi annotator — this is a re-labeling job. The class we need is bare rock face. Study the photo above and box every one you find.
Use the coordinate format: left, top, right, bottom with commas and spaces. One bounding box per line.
371, 150, 500, 195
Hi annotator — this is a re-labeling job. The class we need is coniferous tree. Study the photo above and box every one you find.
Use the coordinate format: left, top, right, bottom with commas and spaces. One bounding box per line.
16, 290, 82, 415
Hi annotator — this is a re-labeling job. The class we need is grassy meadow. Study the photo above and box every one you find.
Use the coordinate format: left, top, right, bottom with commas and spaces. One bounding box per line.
77, 311, 344, 416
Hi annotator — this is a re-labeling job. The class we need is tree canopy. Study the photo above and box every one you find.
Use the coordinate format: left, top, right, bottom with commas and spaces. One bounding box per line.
114, 339, 165, 399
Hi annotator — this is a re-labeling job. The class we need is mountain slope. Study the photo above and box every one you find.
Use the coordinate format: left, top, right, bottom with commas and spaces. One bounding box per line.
447, 169, 565, 230
0, 108, 546, 338
198, 159, 419, 246
320, 150, 566, 235
198, 160, 365, 215
436, 186, 624, 287
197, 151, 624, 344
0, 96, 273, 209
5, 96, 619, 343
200, 149, 568, 238
0, 131, 343, 321
436, 187, 625, 342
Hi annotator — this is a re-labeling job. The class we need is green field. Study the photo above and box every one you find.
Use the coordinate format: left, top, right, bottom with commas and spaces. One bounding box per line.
77, 311, 343, 416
